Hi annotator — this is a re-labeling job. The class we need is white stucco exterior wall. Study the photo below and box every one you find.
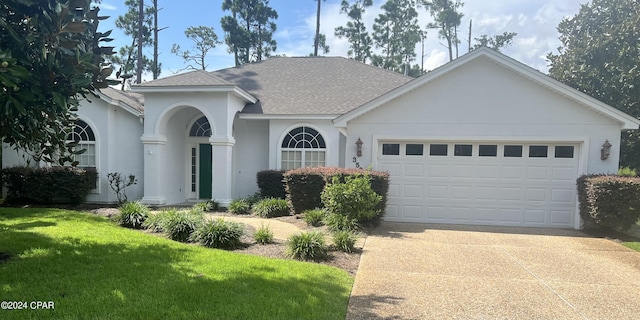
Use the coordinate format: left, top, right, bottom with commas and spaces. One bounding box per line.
344, 57, 623, 175
233, 118, 269, 198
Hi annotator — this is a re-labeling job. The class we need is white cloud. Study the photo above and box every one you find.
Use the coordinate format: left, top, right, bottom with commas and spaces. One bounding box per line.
95, 1, 117, 10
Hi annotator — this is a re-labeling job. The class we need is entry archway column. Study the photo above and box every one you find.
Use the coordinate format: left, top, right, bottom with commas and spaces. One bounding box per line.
141, 134, 167, 205
209, 136, 235, 206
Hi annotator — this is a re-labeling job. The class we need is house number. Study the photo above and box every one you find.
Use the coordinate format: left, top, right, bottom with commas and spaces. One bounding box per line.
352, 157, 361, 169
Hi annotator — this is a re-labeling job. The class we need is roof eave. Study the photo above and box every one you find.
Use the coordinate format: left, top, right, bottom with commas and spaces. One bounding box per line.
131, 85, 257, 104
96, 92, 143, 117
239, 114, 340, 120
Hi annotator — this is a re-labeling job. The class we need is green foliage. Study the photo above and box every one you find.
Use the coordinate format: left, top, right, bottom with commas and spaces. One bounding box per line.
283, 167, 389, 215
371, 0, 421, 74
286, 231, 328, 261
252, 198, 290, 218
1, 166, 97, 204
228, 199, 251, 215
303, 208, 327, 227
321, 175, 382, 225
144, 208, 177, 233
193, 200, 219, 212
0, 0, 117, 163
243, 192, 263, 206
107, 172, 137, 204
171, 25, 220, 71
163, 210, 204, 242
325, 213, 360, 232
220, 0, 278, 66
116, 201, 149, 229
331, 230, 358, 253
472, 32, 518, 52
547, 0, 640, 170
254, 224, 274, 245
191, 218, 244, 249
618, 167, 637, 177
577, 175, 640, 231
256, 170, 287, 199
334, 0, 374, 63
421, 0, 464, 61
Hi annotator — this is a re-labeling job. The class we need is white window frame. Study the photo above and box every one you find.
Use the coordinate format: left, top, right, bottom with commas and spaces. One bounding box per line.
279, 126, 327, 170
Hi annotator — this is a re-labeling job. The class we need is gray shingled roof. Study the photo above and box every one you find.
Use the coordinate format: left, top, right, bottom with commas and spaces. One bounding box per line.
211, 57, 413, 115
99, 87, 144, 113
136, 69, 234, 87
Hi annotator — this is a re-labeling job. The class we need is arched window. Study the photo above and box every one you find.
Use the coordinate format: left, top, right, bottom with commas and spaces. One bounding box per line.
68, 119, 96, 167
280, 126, 326, 170
189, 116, 212, 137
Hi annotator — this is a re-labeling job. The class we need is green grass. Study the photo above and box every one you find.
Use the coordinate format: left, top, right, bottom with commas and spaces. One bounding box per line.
0, 208, 353, 319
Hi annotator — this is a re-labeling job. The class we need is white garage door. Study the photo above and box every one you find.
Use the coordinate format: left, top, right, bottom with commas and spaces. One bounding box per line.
378, 141, 580, 228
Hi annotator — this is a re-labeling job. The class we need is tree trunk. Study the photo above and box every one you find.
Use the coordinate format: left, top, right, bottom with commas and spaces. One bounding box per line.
153, 0, 159, 79
136, 0, 143, 83
314, 0, 321, 56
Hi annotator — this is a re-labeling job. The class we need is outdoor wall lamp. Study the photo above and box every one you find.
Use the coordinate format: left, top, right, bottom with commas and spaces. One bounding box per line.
601, 140, 612, 160
355, 137, 363, 157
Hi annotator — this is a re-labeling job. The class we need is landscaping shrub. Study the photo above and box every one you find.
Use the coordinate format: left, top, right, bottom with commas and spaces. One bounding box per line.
618, 167, 637, 177
228, 199, 251, 215
243, 192, 263, 206
303, 208, 326, 227
577, 175, 640, 230
256, 170, 286, 199
325, 213, 360, 232
144, 208, 176, 233
321, 174, 382, 226
254, 224, 274, 245
252, 198, 290, 218
1, 166, 97, 204
332, 230, 358, 253
163, 210, 204, 242
283, 167, 389, 214
286, 231, 328, 261
193, 200, 219, 212
115, 201, 149, 229
191, 218, 244, 249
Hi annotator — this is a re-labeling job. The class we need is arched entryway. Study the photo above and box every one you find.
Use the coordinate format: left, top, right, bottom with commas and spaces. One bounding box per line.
187, 116, 213, 199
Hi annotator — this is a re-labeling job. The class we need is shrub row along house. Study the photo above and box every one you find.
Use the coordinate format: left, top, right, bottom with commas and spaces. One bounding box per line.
3, 48, 638, 229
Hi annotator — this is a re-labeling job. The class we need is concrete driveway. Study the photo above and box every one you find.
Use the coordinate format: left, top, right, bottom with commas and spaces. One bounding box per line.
347, 223, 640, 320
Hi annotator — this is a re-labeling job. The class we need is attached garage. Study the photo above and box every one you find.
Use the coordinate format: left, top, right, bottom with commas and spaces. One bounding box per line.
334, 48, 640, 229
378, 141, 580, 227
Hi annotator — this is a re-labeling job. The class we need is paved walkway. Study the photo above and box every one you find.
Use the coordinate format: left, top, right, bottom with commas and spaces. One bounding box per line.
347, 222, 640, 320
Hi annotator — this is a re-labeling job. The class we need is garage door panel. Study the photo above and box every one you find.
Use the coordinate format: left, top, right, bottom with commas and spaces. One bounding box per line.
403, 185, 424, 198
379, 141, 579, 228
404, 163, 424, 177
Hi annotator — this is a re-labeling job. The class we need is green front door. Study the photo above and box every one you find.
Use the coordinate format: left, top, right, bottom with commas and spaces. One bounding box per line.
199, 144, 212, 199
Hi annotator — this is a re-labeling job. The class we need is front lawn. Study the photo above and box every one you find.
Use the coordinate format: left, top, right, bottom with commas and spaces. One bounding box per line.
0, 208, 353, 319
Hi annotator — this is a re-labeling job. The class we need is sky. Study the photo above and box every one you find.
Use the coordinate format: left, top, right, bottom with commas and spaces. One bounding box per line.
95, 0, 585, 80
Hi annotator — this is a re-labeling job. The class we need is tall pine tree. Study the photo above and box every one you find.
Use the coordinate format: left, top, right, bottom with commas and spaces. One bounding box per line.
372, 0, 421, 75
334, 0, 373, 63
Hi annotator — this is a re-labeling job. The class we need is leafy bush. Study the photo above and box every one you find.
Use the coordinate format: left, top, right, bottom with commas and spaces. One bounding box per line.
191, 218, 244, 249
115, 201, 149, 229
228, 199, 251, 215
618, 167, 637, 177
321, 174, 382, 226
577, 175, 640, 230
243, 192, 263, 206
163, 210, 204, 242
283, 167, 389, 214
252, 198, 290, 218
1, 166, 97, 204
256, 170, 286, 199
286, 231, 328, 261
325, 213, 360, 232
144, 208, 176, 233
193, 200, 219, 212
332, 230, 358, 253
253, 224, 274, 245
303, 208, 326, 227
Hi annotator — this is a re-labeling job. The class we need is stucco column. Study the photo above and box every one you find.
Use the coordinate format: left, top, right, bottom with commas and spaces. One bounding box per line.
141, 135, 167, 205
210, 136, 235, 206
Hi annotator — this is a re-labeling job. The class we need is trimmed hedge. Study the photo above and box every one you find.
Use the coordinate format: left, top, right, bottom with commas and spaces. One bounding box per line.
256, 170, 286, 199
577, 174, 640, 231
1, 166, 98, 204
283, 167, 389, 214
